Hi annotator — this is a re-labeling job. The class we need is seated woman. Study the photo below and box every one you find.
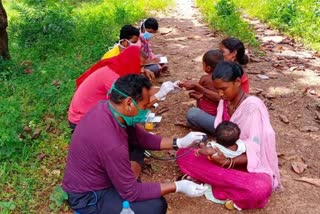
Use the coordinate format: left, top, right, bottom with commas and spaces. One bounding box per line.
177, 61, 281, 210
219, 37, 250, 93
69, 46, 169, 131
63, 74, 208, 214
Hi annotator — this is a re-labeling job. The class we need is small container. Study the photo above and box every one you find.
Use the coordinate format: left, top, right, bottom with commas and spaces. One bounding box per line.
145, 122, 154, 130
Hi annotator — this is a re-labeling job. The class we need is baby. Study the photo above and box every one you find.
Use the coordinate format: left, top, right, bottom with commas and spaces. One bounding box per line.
196, 121, 246, 160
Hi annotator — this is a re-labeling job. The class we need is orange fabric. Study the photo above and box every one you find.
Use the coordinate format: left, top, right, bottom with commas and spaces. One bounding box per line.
76, 46, 141, 89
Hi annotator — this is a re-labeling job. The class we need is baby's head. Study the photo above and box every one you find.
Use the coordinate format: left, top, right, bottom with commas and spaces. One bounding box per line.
215, 121, 240, 148
202, 49, 224, 74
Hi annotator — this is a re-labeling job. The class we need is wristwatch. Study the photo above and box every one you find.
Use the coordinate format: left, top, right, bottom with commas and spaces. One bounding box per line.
172, 138, 179, 150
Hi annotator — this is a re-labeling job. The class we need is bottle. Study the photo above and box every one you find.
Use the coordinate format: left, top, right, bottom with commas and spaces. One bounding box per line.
120, 201, 135, 214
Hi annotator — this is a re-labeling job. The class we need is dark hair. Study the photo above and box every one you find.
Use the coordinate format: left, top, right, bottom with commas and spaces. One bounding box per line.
203, 49, 224, 70
221, 37, 249, 65
144, 18, 159, 31
215, 121, 241, 147
212, 61, 244, 81
110, 74, 152, 104
120, 25, 140, 40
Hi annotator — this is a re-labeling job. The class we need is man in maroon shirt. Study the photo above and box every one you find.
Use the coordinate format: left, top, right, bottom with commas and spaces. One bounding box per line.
63, 74, 208, 213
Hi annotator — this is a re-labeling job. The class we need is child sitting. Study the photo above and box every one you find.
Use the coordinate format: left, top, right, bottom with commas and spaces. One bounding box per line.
101, 25, 140, 60
138, 18, 168, 76
178, 50, 223, 134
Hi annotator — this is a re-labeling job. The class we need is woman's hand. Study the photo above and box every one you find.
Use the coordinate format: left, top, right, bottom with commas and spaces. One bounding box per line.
207, 147, 228, 166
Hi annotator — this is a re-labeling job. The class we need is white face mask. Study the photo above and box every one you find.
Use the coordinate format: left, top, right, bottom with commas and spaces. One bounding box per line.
118, 39, 137, 49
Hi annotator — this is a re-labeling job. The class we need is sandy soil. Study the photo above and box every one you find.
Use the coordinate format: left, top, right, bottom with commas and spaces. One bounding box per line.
141, 0, 320, 213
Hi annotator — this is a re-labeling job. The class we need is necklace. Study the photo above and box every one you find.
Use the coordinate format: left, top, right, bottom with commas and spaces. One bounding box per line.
228, 91, 247, 115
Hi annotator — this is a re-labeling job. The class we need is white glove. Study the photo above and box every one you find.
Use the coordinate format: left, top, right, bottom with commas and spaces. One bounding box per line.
176, 131, 207, 148
175, 180, 208, 197
154, 81, 181, 100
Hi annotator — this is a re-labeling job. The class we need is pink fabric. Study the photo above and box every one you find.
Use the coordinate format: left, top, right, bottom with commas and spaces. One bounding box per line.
177, 150, 272, 209
222, 101, 231, 121
68, 67, 119, 124
138, 35, 156, 60
177, 96, 281, 209
215, 96, 281, 191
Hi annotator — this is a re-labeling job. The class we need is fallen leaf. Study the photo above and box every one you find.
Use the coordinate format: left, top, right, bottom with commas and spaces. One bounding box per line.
32, 128, 42, 140
52, 80, 61, 87
23, 126, 32, 133
299, 126, 320, 132
264, 93, 276, 99
155, 107, 170, 115
257, 74, 270, 80
52, 170, 61, 177
291, 161, 307, 174
309, 90, 317, 95
37, 153, 46, 161
247, 69, 261, 74
279, 115, 289, 124
168, 151, 176, 157
23, 68, 33, 74
294, 177, 320, 187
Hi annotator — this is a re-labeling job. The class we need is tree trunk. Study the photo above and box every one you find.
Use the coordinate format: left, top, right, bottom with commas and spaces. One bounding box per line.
0, 0, 10, 60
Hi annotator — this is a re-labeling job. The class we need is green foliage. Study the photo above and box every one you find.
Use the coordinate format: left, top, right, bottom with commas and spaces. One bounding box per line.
1, 0, 172, 213
196, 0, 259, 47
10, 1, 75, 58
237, 0, 320, 50
49, 186, 68, 211
0, 200, 16, 214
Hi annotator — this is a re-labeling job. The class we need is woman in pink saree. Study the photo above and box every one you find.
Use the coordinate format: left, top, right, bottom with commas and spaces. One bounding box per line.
177, 61, 281, 210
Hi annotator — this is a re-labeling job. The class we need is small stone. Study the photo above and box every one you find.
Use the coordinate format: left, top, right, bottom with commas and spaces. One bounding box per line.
257, 74, 270, 80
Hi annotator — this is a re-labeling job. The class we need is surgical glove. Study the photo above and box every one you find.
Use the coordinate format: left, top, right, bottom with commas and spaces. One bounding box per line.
176, 131, 207, 148
175, 180, 207, 197
154, 81, 181, 100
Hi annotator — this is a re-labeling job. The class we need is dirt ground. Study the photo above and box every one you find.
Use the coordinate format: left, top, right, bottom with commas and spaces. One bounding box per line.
141, 0, 320, 213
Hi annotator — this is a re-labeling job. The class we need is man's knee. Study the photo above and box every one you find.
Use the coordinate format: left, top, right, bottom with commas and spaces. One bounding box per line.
152, 197, 168, 214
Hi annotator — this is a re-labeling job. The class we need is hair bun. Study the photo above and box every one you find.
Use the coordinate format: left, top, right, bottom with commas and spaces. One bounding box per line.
238, 54, 249, 65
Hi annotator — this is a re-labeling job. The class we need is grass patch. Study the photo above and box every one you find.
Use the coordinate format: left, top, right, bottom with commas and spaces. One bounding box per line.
0, 0, 172, 213
238, 0, 320, 50
196, 0, 259, 47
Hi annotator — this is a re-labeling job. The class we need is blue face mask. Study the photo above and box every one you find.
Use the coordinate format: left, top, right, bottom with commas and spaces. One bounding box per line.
143, 31, 153, 40
108, 85, 150, 127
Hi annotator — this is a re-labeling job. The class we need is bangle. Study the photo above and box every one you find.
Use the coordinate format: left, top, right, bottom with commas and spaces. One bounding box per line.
232, 158, 236, 169
227, 158, 234, 169
221, 158, 230, 168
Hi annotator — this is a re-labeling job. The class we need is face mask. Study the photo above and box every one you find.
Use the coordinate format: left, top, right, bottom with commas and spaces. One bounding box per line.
118, 39, 137, 49
108, 85, 150, 127
143, 31, 153, 40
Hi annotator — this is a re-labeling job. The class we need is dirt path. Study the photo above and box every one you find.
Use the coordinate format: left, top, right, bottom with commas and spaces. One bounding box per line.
142, 0, 320, 213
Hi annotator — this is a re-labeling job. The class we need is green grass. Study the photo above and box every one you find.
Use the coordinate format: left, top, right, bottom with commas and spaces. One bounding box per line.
196, 0, 259, 47
0, 0, 173, 213
237, 0, 320, 50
